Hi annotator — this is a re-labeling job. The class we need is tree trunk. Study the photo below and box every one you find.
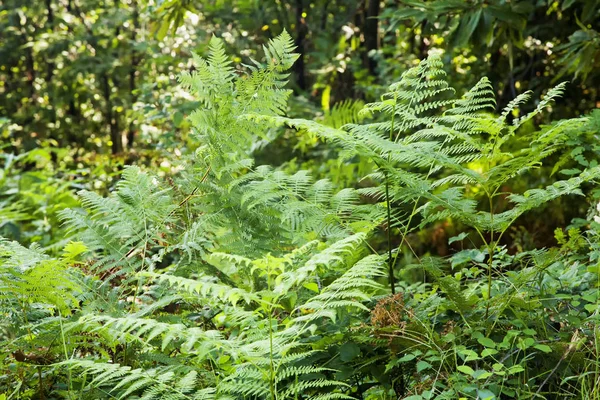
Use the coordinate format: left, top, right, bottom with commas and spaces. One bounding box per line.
127, 0, 139, 149
102, 74, 123, 154
46, 0, 57, 128
294, 0, 307, 91
46, 0, 55, 81
364, 0, 380, 74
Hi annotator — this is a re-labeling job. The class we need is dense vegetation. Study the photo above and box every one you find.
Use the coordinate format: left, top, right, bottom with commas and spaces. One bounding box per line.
2, 1, 600, 399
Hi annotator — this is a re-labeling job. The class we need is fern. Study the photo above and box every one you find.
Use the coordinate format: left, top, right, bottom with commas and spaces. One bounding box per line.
0, 239, 80, 316
58, 235, 384, 399
59, 166, 175, 283
250, 54, 597, 323
253, 56, 589, 238
180, 31, 298, 174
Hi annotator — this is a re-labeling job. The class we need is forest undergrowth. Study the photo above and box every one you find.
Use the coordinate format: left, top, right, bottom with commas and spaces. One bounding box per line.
2, 31, 600, 400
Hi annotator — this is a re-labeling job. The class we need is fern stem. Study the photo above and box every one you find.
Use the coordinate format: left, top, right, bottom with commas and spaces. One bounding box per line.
484, 192, 494, 321
58, 309, 74, 400
38, 366, 44, 400
269, 315, 276, 400
267, 262, 277, 400
385, 178, 395, 294
78, 373, 88, 399
386, 93, 397, 294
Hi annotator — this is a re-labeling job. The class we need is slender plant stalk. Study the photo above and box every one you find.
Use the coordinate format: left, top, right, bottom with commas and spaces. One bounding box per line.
385, 94, 397, 294
385, 179, 395, 294
269, 311, 276, 400
267, 262, 277, 400
38, 367, 44, 400
484, 193, 494, 321
58, 309, 74, 400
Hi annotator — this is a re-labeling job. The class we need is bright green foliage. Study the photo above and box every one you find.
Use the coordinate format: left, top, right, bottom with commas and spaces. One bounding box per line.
4, 0, 598, 162
2, 30, 600, 400
179, 31, 298, 170
0, 147, 81, 248
59, 165, 176, 282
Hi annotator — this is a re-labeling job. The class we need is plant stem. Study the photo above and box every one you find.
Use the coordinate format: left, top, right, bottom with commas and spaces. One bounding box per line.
385, 178, 395, 294
386, 93, 397, 294
58, 309, 74, 400
267, 262, 277, 400
269, 311, 276, 400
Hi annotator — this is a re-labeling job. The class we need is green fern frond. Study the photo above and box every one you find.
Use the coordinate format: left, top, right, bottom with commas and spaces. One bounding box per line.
142, 272, 259, 306
321, 99, 365, 129
64, 360, 207, 400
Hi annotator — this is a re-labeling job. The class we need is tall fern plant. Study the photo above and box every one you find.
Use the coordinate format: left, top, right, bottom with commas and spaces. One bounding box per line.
255, 55, 600, 309
251, 54, 600, 397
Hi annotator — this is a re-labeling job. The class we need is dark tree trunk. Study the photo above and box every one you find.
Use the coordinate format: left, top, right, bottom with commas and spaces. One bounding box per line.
364, 0, 380, 75
102, 74, 123, 154
294, 0, 308, 91
418, 20, 428, 59
19, 12, 35, 99
46, 0, 53, 27
46, 0, 55, 81
46, 0, 57, 127
127, 0, 139, 149
354, 1, 365, 37
320, 0, 329, 30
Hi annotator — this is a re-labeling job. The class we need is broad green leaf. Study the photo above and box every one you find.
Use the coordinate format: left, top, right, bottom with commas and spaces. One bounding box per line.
339, 342, 360, 362
417, 360, 432, 372
534, 344, 552, 353
473, 370, 492, 380
477, 337, 496, 348
477, 389, 496, 400
303, 282, 319, 293
457, 365, 475, 376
